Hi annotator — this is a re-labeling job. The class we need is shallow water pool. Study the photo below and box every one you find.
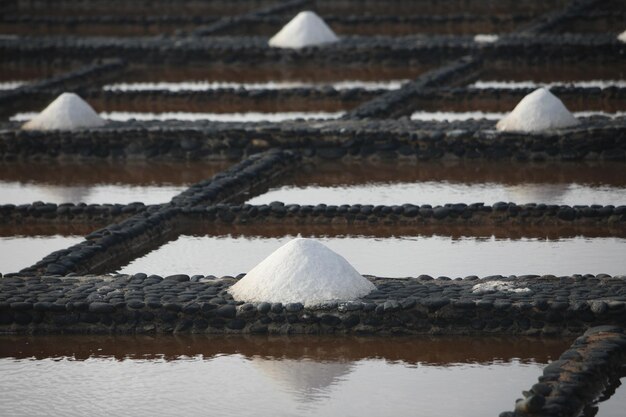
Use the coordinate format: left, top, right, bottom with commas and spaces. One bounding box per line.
118, 234, 626, 278
248, 160, 626, 207
0, 160, 231, 205
0, 235, 83, 274
0, 335, 574, 417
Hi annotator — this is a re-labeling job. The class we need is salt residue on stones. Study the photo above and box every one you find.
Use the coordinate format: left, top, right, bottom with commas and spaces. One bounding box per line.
496, 88, 580, 132
22, 92, 106, 131
229, 238, 375, 306
269, 11, 339, 49
473, 34, 499, 43
471, 281, 531, 294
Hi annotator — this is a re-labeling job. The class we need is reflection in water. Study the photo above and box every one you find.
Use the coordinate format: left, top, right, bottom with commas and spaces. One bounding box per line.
118, 234, 626, 277
0, 335, 572, 363
249, 160, 626, 206
253, 359, 352, 404
0, 235, 84, 273
0, 160, 231, 205
248, 181, 620, 206
0, 335, 572, 417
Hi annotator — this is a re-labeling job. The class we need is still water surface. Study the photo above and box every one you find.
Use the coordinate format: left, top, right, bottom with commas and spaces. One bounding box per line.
0, 335, 576, 417
118, 234, 626, 277
0, 160, 231, 205
0, 235, 83, 273
249, 160, 626, 206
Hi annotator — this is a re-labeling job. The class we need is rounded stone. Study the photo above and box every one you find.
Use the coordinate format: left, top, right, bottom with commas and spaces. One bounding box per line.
88, 302, 115, 313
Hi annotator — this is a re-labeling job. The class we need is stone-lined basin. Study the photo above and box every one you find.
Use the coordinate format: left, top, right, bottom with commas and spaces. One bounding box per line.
248, 159, 626, 207
0, 334, 570, 417
0, 160, 231, 206
117, 232, 626, 278
0, 234, 83, 274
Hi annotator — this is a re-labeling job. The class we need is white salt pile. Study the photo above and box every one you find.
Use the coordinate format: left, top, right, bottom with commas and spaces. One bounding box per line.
229, 238, 375, 306
269, 11, 339, 49
471, 281, 531, 294
496, 87, 580, 132
473, 34, 499, 43
22, 92, 106, 131
618, 30, 626, 43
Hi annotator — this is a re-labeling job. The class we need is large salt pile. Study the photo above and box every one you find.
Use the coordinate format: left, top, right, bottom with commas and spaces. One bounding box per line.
269, 11, 339, 49
229, 238, 375, 306
619, 30, 626, 43
22, 92, 106, 130
496, 88, 579, 132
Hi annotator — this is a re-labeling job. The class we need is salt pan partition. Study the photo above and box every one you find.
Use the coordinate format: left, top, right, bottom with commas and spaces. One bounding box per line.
22, 92, 106, 131
269, 11, 339, 49
229, 238, 375, 306
496, 88, 579, 132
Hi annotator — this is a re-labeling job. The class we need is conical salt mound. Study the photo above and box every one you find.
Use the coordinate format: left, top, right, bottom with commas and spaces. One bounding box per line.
22, 92, 106, 131
619, 30, 626, 43
269, 11, 339, 49
229, 238, 375, 306
496, 88, 579, 132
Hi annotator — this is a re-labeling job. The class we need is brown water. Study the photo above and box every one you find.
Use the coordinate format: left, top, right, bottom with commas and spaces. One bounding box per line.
122, 64, 429, 84
482, 61, 626, 83
0, 160, 231, 205
312, 0, 569, 15
248, 160, 626, 207
227, 17, 529, 37
118, 234, 626, 278
12, 0, 275, 17
0, 335, 574, 417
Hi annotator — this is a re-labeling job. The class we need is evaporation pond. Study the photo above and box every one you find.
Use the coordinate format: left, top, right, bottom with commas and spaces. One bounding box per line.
0, 160, 231, 205
118, 234, 626, 277
0, 335, 577, 417
248, 160, 626, 206
0, 235, 83, 273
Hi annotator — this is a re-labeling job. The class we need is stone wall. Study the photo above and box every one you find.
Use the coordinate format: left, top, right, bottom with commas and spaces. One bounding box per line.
1, 274, 625, 336
1, 118, 624, 161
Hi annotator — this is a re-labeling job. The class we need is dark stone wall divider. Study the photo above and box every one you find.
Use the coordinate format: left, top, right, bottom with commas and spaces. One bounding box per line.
1, 118, 624, 161
9, 150, 300, 276
2, 34, 621, 66
1, 274, 625, 336
399, 85, 626, 116
0, 202, 146, 224
345, 56, 481, 119
185, 202, 626, 230
500, 326, 626, 417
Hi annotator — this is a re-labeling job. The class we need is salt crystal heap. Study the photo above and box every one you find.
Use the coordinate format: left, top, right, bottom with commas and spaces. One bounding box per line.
22, 92, 106, 131
496, 88, 579, 132
619, 30, 626, 43
229, 238, 375, 306
269, 11, 339, 49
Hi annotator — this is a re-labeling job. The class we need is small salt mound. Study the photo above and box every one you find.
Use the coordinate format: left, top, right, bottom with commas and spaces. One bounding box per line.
22, 92, 106, 131
474, 34, 499, 43
496, 88, 580, 132
472, 281, 531, 294
619, 30, 626, 43
229, 238, 375, 306
269, 11, 339, 49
